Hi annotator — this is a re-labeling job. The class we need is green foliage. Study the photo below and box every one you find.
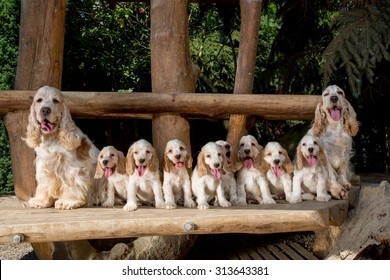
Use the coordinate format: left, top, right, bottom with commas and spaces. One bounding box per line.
0, 0, 19, 193
63, 0, 151, 91
321, 1, 390, 93
0, 0, 19, 90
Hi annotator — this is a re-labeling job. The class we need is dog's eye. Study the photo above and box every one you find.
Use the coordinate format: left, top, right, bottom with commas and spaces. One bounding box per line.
251, 143, 256, 147
134, 151, 138, 154
323, 93, 329, 97
146, 150, 150, 154
313, 141, 318, 145
240, 143, 244, 147
278, 151, 282, 155
53, 98, 60, 104
302, 143, 307, 146
99, 155, 104, 158
179, 146, 184, 151
206, 154, 211, 158
266, 152, 272, 156
110, 153, 115, 157
168, 149, 172, 154
36, 98, 43, 103
218, 153, 222, 157
337, 90, 344, 96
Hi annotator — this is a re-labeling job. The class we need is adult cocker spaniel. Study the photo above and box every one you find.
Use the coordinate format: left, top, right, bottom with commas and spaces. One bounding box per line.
25, 86, 103, 210
309, 85, 359, 199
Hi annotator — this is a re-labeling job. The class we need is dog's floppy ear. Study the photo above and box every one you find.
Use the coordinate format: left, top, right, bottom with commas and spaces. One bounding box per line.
196, 150, 208, 177
58, 104, 82, 150
24, 101, 42, 148
184, 143, 193, 169
312, 102, 326, 137
343, 99, 359, 136
296, 144, 304, 170
255, 150, 269, 174
94, 153, 104, 179
148, 147, 159, 173
281, 148, 294, 174
126, 146, 136, 175
163, 152, 174, 173
318, 144, 328, 168
116, 150, 127, 174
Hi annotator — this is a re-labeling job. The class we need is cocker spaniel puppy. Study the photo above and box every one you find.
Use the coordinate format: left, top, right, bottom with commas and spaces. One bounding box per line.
94, 146, 127, 207
290, 135, 331, 203
215, 140, 238, 205
236, 135, 276, 205
258, 142, 294, 201
124, 139, 165, 211
162, 139, 196, 209
309, 85, 359, 199
191, 142, 231, 210
24, 86, 102, 210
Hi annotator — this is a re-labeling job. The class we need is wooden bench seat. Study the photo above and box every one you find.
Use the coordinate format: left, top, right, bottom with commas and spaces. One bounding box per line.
0, 196, 347, 244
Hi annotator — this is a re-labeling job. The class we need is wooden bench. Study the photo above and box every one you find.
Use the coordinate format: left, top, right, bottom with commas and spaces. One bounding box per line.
0, 0, 359, 259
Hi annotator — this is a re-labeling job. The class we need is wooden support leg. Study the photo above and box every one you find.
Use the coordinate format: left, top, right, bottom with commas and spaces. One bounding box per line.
226, 0, 262, 156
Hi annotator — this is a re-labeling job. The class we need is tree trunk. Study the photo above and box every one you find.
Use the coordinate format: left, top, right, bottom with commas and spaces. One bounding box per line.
326, 181, 390, 259
226, 0, 263, 165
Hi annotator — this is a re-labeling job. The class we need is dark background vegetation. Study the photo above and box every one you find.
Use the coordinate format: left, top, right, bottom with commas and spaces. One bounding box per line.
1, 0, 389, 193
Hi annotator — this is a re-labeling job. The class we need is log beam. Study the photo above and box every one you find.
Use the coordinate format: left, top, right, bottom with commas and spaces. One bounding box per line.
0, 91, 320, 120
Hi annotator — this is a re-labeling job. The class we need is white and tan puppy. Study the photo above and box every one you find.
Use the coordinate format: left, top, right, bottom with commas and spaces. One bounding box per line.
258, 142, 294, 201
290, 135, 331, 203
236, 135, 276, 205
94, 146, 127, 207
215, 140, 238, 204
162, 139, 196, 209
124, 139, 165, 211
191, 142, 231, 210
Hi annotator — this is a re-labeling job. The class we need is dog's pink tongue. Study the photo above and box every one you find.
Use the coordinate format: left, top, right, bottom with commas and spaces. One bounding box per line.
175, 162, 184, 169
244, 158, 253, 169
330, 108, 341, 121
104, 167, 113, 178
211, 168, 221, 180
272, 166, 282, 177
138, 165, 146, 177
41, 120, 54, 132
307, 155, 317, 167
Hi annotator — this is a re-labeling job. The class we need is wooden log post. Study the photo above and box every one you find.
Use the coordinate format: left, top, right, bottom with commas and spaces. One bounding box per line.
226, 0, 262, 165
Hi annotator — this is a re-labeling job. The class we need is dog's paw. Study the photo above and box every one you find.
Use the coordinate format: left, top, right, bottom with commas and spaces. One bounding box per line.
184, 199, 197, 208
219, 200, 231, 208
155, 202, 166, 209
28, 197, 53, 209
165, 202, 177, 210
316, 193, 332, 202
123, 202, 138, 211
288, 195, 302, 204
55, 199, 84, 210
197, 203, 209, 210
102, 200, 115, 208
235, 199, 247, 206
261, 197, 277, 205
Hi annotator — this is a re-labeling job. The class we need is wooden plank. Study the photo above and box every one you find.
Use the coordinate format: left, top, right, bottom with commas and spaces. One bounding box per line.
276, 243, 304, 260
266, 244, 289, 260
247, 249, 263, 260
290, 242, 318, 260
258, 247, 276, 260
236, 249, 251, 260
0, 198, 347, 244
0, 90, 321, 120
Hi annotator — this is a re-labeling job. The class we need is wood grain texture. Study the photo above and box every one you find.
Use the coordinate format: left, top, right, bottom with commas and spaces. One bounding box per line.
0, 90, 321, 120
0, 199, 347, 244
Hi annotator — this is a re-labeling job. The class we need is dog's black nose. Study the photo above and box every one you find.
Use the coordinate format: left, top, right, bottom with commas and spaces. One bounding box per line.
244, 149, 250, 154
40, 107, 51, 117
175, 154, 181, 160
308, 147, 314, 153
139, 158, 145, 164
225, 144, 230, 150
274, 159, 280, 165
330, 96, 338, 103
214, 163, 220, 168
102, 160, 108, 166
